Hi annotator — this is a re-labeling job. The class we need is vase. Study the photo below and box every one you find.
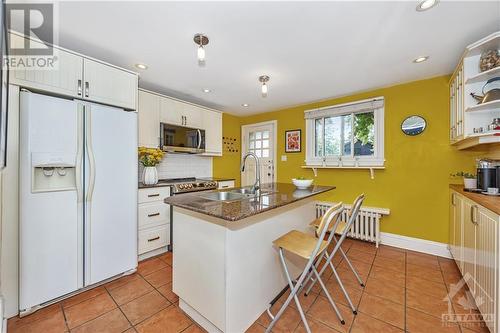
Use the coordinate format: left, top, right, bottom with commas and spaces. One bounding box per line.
142, 166, 158, 185
463, 177, 476, 189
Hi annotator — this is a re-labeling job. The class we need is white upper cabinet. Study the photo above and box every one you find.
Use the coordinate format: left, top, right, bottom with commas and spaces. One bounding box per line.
183, 105, 203, 128
203, 110, 222, 156
8, 32, 137, 110
138, 90, 160, 148
83, 59, 138, 110
159, 97, 202, 128
159, 97, 183, 125
9, 33, 84, 98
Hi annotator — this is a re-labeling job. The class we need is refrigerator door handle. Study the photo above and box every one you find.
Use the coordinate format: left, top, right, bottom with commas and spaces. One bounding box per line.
76, 104, 84, 203
85, 105, 96, 203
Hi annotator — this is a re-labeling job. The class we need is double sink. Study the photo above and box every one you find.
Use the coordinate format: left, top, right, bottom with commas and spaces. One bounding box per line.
199, 187, 273, 202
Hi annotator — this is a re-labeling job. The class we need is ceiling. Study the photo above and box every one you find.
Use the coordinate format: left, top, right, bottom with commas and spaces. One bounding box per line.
49, 1, 500, 115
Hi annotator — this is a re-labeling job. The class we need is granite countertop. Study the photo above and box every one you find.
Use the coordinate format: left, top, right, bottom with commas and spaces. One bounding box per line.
164, 182, 335, 221
450, 184, 500, 215
138, 177, 235, 189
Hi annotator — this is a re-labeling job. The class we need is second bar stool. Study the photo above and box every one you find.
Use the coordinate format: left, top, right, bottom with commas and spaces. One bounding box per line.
266, 203, 345, 333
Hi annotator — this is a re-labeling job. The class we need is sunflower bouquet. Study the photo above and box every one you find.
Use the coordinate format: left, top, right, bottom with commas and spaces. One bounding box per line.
138, 147, 165, 167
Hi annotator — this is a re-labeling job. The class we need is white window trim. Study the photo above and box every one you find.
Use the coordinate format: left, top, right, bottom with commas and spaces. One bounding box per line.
304, 97, 385, 167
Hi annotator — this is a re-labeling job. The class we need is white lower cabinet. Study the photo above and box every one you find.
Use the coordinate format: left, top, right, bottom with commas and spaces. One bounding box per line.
450, 190, 498, 333
138, 187, 171, 259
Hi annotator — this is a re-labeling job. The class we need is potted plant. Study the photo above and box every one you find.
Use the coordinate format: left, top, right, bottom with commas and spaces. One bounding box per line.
451, 171, 477, 189
138, 147, 165, 185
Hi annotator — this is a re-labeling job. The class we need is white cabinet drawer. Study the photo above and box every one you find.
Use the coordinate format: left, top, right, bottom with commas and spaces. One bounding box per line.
139, 202, 169, 230
218, 180, 235, 190
138, 187, 170, 203
138, 225, 169, 255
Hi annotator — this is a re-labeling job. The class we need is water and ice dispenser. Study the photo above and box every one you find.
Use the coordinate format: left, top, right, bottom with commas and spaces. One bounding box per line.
31, 153, 77, 192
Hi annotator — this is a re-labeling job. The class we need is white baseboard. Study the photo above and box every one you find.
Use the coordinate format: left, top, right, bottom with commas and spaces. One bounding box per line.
379, 232, 452, 258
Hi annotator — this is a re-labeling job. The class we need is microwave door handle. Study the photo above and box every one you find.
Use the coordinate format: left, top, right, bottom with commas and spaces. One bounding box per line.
197, 129, 202, 149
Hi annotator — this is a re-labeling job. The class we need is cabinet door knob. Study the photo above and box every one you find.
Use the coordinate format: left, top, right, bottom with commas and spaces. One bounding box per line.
147, 236, 160, 242
147, 193, 160, 198
84, 82, 89, 97
77, 79, 82, 96
148, 212, 160, 217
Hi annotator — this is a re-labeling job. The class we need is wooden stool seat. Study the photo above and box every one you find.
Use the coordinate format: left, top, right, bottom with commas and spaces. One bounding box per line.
310, 217, 347, 235
273, 230, 328, 260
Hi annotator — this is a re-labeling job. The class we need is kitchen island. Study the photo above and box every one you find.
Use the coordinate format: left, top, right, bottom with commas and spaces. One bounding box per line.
165, 183, 335, 333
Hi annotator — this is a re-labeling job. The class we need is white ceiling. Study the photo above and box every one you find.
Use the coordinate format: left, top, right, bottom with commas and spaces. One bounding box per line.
51, 1, 500, 115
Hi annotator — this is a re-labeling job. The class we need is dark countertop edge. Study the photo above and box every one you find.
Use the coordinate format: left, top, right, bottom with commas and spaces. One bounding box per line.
138, 177, 236, 189
450, 184, 500, 216
166, 185, 335, 222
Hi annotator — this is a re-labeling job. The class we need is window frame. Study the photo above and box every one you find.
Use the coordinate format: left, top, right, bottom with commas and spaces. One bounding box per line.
304, 97, 385, 167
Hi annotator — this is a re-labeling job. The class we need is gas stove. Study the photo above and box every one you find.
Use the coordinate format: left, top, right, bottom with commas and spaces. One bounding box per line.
158, 177, 217, 194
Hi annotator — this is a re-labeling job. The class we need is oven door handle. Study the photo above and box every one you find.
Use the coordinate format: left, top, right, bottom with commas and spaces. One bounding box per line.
197, 129, 202, 150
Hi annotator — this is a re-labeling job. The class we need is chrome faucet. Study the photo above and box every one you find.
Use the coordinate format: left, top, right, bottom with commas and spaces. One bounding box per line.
241, 152, 261, 195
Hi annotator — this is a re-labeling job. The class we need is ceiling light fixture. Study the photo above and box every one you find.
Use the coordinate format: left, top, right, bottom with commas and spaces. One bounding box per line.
413, 56, 429, 63
193, 33, 209, 63
135, 63, 148, 70
241, 103, 249, 107
416, 0, 439, 11
203, 88, 211, 93
259, 75, 270, 97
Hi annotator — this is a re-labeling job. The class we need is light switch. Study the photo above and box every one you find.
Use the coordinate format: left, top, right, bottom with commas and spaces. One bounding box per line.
281, 155, 287, 162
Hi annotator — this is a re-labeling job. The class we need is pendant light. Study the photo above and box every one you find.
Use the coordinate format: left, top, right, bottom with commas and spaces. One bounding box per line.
259, 75, 270, 97
193, 33, 209, 63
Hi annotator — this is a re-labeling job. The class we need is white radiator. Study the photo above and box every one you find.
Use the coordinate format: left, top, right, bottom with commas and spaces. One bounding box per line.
315, 201, 390, 247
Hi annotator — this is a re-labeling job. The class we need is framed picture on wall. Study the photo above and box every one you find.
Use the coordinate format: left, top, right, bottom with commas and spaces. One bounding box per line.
285, 129, 301, 153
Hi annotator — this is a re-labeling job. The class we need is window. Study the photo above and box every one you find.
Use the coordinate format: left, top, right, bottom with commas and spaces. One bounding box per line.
247, 130, 270, 158
305, 97, 384, 167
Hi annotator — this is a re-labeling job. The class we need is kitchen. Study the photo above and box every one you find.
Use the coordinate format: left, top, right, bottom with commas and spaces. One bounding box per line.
1, 1, 500, 333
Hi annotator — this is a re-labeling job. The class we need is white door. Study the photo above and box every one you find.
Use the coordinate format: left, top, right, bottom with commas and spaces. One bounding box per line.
19, 92, 82, 310
84, 102, 138, 285
138, 90, 160, 148
83, 59, 138, 110
241, 122, 276, 187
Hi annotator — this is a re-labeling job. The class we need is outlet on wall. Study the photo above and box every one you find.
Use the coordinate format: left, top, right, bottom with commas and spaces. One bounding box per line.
281, 155, 287, 162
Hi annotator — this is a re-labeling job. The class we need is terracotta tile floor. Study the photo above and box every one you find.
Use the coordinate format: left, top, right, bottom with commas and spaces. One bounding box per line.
7, 240, 490, 333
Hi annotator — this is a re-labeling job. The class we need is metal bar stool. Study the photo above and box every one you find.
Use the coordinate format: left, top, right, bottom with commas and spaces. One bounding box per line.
304, 194, 366, 313
265, 203, 345, 333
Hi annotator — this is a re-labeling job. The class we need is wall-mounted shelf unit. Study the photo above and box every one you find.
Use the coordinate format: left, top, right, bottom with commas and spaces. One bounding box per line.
449, 31, 500, 151
301, 165, 385, 179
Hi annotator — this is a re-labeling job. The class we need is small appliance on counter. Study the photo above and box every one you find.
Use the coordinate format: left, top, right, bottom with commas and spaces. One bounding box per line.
476, 159, 500, 192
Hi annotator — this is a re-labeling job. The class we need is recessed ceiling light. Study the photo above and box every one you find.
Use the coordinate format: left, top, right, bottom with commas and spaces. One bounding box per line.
135, 63, 148, 70
413, 56, 429, 63
416, 0, 439, 11
241, 103, 249, 107
202, 89, 211, 93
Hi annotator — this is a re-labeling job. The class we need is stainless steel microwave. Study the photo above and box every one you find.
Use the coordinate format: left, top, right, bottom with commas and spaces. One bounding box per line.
160, 123, 206, 154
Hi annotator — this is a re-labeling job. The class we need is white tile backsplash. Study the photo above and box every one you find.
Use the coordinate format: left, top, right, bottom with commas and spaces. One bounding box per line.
139, 154, 212, 180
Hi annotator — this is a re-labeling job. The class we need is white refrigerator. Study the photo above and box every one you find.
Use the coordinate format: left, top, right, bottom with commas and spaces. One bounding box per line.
19, 91, 138, 313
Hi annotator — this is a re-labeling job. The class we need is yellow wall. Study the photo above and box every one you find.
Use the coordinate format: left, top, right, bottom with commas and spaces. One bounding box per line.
213, 113, 242, 187
215, 76, 480, 243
